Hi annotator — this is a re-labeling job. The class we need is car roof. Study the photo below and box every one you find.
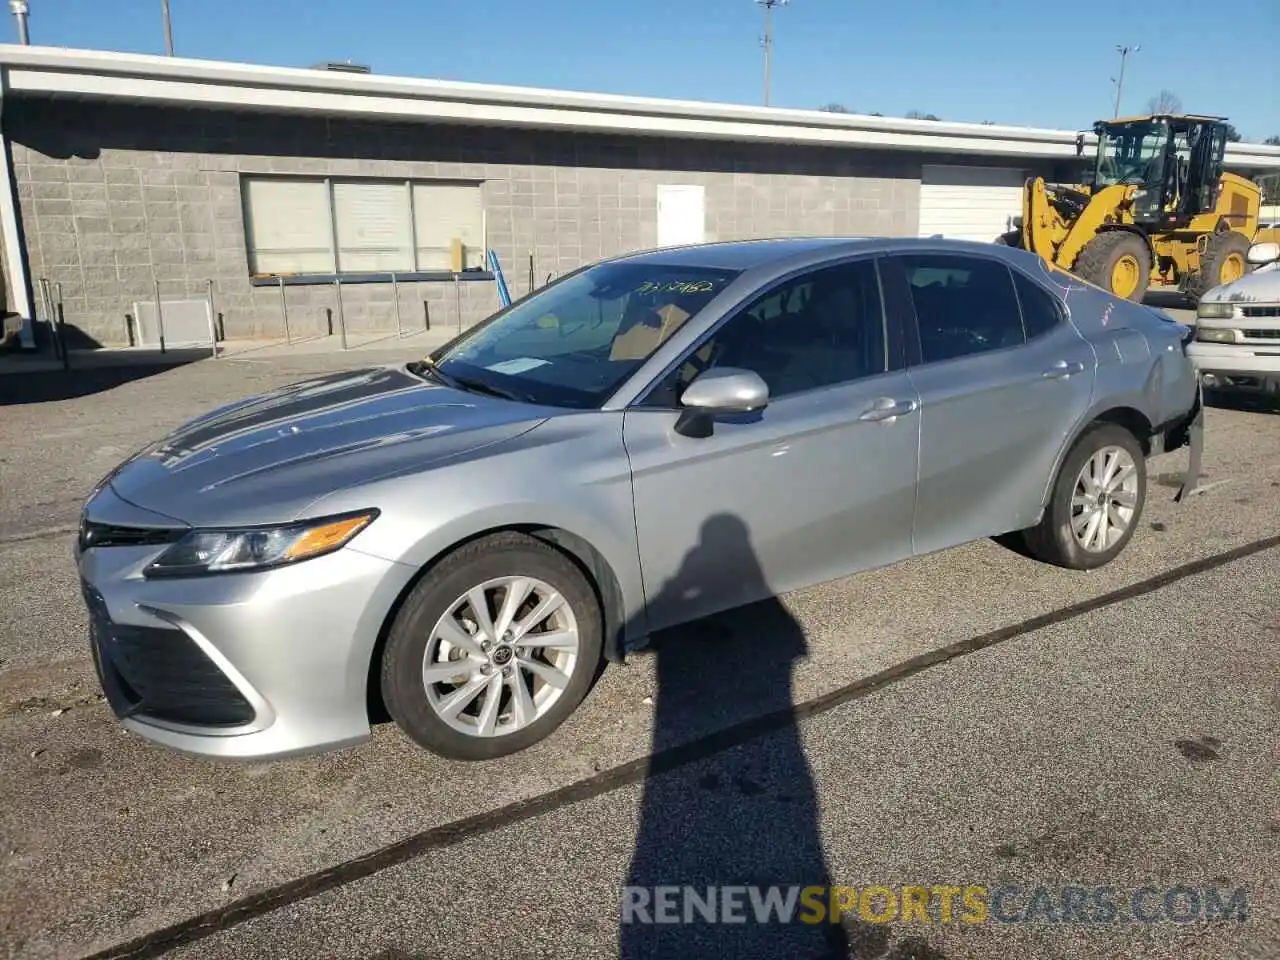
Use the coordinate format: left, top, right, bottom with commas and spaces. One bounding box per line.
607, 236, 1043, 273
610, 237, 878, 271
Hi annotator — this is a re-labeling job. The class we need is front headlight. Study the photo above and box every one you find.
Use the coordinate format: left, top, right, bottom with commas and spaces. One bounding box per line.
1194, 326, 1237, 344
1197, 301, 1234, 319
143, 510, 378, 578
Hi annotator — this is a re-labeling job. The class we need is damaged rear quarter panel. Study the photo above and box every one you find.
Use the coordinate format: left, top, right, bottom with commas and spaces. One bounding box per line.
1061, 283, 1188, 429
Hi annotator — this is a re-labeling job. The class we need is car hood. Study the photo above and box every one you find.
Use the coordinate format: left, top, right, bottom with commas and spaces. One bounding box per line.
1200, 262, 1280, 304
105, 364, 549, 527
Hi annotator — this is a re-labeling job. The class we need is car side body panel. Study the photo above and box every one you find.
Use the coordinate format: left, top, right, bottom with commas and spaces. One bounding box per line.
622, 370, 921, 634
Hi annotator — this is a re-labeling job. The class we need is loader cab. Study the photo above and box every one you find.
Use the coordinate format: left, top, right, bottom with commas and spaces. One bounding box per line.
1090, 115, 1229, 223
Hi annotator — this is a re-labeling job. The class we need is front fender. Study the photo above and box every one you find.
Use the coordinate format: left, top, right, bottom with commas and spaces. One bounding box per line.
387, 502, 645, 661
308, 415, 648, 657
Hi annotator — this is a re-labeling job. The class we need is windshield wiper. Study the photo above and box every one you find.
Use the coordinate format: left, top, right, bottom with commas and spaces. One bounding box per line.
412, 358, 535, 403
447, 375, 532, 403
413, 360, 459, 388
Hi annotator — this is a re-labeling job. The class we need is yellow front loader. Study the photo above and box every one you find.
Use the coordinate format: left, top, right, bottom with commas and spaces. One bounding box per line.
1007, 115, 1262, 303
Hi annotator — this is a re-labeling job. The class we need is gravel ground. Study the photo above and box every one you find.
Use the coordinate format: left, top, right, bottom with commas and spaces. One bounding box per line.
0, 338, 1276, 960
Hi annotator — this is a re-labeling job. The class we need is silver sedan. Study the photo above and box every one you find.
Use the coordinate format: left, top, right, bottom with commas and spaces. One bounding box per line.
76, 238, 1202, 761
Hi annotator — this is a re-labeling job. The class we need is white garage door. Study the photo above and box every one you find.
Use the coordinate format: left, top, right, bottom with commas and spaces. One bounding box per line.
918, 165, 1027, 243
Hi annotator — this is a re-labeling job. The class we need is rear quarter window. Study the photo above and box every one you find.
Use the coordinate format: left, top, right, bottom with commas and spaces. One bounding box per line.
1012, 271, 1064, 340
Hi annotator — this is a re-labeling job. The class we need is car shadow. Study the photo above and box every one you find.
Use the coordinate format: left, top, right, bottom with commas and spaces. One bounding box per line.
1203, 388, 1280, 415
619, 513, 945, 960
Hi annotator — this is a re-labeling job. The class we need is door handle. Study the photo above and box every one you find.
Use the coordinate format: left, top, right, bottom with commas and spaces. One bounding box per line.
1042, 360, 1085, 379
859, 397, 918, 423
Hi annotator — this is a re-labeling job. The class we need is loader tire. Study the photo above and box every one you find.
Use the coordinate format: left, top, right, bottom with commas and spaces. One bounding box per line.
1183, 230, 1252, 302
1072, 232, 1152, 302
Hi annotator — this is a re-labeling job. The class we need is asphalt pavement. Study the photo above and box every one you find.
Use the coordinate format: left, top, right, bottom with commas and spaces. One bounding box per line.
1, 321, 1277, 960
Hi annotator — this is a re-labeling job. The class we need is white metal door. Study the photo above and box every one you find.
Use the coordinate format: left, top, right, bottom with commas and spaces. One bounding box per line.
918, 165, 1027, 243
656, 184, 706, 248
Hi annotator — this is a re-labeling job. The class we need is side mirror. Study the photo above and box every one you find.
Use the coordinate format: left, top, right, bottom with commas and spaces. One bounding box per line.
1246, 242, 1280, 266
674, 367, 769, 438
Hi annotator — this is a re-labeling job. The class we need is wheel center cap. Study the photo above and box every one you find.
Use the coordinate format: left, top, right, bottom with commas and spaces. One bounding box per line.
491, 645, 513, 666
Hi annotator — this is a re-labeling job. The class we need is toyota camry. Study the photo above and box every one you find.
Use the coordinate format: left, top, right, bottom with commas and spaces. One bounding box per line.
76, 237, 1202, 761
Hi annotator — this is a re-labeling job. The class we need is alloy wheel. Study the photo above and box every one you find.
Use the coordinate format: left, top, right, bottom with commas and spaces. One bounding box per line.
421, 576, 580, 738
1070, 445, 1139, 553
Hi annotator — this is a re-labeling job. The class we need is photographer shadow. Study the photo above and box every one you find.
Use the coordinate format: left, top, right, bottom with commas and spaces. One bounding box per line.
620, 513, 940, 959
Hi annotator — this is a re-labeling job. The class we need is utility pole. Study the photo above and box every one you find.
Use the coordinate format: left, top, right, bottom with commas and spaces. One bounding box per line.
1111, 44, 1139, 118
757, 0, 787, 107
9, 0, 29, 45
161, 0, 174, 56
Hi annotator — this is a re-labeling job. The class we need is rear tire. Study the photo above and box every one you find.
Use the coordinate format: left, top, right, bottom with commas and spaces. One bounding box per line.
1072, 232, 1152, 302
381, 532, 604, 760
1019, 423, 1147, 570
1184, 230, 1252, 302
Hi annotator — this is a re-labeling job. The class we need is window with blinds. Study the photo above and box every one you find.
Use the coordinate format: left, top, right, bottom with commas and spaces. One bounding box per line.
242, 176, 485, 277
412, 183, 486, 270
333, 181, 414, 272
243, 178, 334, 274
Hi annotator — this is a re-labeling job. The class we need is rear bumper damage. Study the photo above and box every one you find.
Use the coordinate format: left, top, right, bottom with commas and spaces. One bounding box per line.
1152, 382, 1204, 503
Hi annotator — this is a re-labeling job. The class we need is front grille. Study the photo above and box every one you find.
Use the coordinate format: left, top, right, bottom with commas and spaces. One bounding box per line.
79, 519, 183, 552
1241, 329, 1280, 340
1242, 306, 1280, 319
83, 584, 255, 728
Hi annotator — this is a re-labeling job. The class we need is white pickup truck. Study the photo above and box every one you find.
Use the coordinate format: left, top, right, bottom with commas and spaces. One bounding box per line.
1188, 241, 1280, 396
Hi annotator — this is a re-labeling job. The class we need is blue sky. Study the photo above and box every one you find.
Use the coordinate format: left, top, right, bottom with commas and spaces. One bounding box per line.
21, 0, 1280, 140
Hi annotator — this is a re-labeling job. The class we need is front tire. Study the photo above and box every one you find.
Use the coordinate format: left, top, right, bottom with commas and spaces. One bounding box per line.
381, 532, 604, 760
1019, 423, 1147, 570
1073, 232, 1152, 302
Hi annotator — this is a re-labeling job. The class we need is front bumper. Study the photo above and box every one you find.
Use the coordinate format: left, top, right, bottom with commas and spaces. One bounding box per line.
1186, 342, 1280, 393
77, 490, 415, 760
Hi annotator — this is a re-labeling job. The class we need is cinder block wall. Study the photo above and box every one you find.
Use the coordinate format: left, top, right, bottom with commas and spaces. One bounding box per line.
10, 98, 922, 346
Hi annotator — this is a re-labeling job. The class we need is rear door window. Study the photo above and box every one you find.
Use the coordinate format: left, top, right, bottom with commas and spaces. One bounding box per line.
897, 254, 1026, 364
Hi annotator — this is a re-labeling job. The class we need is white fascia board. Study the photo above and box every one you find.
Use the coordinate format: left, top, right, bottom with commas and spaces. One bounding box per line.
3, 45, 1278, 168
0, 44, 1077, 144
6, 69, 1085, 160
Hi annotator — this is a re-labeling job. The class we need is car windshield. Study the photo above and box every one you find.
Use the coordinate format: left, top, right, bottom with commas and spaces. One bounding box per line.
1094, 121, 1169, 189
418, 261, 741, 408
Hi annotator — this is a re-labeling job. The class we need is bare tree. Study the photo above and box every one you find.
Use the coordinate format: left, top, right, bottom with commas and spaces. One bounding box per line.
906, 110, 941, 121
1145, 89, 1183, 115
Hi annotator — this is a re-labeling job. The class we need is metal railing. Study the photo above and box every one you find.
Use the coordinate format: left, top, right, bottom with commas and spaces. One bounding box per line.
30, 252, 562, 365
267, 271, 447, 352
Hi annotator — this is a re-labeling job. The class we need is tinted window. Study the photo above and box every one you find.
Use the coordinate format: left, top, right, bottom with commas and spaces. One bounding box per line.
645, 259, 887, 405
429, 261, 740, 408
1012, 270, 1063, 340
900, 254, 1024, 364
